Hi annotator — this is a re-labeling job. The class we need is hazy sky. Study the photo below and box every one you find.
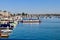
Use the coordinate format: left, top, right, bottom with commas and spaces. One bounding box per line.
0, 0, 60, 14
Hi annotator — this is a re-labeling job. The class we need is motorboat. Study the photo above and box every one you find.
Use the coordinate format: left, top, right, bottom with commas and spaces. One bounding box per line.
1, 29, 12, 33
21, 18, 41, 23
0, 23, 14, 28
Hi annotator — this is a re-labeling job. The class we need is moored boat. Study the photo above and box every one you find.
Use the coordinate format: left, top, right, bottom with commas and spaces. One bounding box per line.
1, 29, 12, 33
0, 24, 14, 30
21, 19, 41, 23
0, 33, 9, 38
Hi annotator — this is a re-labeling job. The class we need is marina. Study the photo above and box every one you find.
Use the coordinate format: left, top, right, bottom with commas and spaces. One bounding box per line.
0, 15, 18, 38
0, 11, 60, 39
0, 0, 60, 40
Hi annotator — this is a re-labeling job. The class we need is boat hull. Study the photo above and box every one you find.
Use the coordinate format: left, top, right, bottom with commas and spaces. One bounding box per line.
21, 20, 41, 23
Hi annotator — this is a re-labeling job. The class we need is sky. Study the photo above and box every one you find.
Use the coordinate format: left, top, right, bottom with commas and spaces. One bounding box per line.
0, 0, 60, 14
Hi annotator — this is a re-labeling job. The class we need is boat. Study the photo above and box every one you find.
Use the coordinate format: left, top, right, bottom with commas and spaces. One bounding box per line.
1, 29, 12, 33
0, 24, 14, 30
0, 33, 9, 38
10, 21, 18, 28
21, 19, 41, 23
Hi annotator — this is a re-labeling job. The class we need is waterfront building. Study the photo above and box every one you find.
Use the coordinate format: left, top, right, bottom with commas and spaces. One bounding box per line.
0, 11, 11, 18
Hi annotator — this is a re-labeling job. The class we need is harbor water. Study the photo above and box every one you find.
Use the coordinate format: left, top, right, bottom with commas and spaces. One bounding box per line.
8, 18, 60, 40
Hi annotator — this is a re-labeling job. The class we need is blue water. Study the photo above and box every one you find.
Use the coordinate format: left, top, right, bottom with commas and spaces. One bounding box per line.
9, 18, 60, 40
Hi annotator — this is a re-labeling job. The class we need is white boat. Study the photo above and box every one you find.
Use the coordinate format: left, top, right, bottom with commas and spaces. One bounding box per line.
1, 29, 12, 33
21, 19, 41, 23
10, 21, 18, 28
